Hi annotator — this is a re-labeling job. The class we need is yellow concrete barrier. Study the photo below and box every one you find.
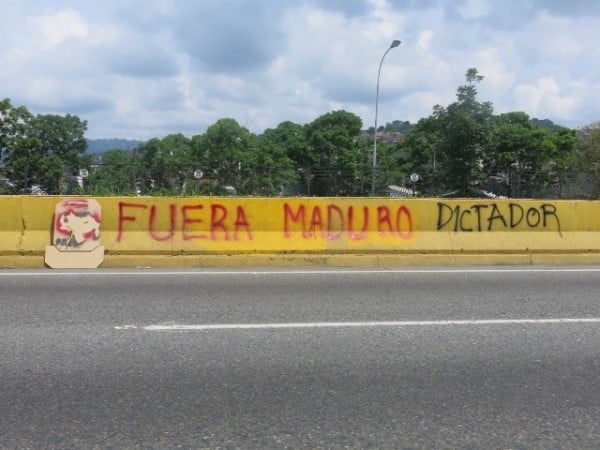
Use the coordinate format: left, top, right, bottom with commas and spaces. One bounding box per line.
0, 196, 56, 254
2, 195, 600, 267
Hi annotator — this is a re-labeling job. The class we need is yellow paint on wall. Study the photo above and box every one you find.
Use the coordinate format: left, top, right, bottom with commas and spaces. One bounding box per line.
2, 196, 600, 255
0, 196, 57, 253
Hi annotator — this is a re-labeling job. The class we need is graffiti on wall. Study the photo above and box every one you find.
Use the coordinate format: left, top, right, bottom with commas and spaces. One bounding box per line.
117, 202, 253, 242
283, 203, 413, 240
116, 200, 414, 242
113, 199, 566, 248
54, 199, 102, 250
45, 198, 104, 269
436, 202, 562, 236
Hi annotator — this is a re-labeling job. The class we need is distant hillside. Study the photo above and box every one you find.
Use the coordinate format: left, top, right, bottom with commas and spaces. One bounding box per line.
530, 118, 563, 130
86, 138, 143, 153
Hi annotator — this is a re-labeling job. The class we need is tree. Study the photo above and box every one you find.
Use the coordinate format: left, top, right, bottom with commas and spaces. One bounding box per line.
435, 68, 494, 195
138, 134, 192, 195
191, 119, 257, 195
577, 121, 600, 198
263, 121, 314, 195
1, 102, 89, 194
399, 115, 443, 195
485, 112, 537, 197
0, 98, 38, 191
384, 120, 414, 134
399, 69, 493, 196
484, 112, 577, 198
256, 123, 302, 195
548, 127, 578, 197
267, 121, 308, 166
31, 114, 87, 170
87, 149, 138, 195
303, 110, 363, 196
30, 114, 88, 193
530, 118, 562, 131
1, 99, 31, 160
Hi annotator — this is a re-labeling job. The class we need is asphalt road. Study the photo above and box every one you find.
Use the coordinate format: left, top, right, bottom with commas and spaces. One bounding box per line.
2, 267, 600, 449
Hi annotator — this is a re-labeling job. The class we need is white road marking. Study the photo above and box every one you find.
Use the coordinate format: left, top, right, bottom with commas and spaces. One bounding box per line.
5, 267, 600, 277
132, 318, 600, 332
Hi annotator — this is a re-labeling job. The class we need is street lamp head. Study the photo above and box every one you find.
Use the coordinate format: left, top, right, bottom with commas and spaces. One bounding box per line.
390, 39, 401, 48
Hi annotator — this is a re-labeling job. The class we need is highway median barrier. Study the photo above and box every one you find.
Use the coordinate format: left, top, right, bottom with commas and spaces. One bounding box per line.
1, 195, 600, 267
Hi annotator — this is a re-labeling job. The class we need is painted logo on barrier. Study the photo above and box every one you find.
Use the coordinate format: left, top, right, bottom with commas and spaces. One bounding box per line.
53, 199, 102, 251
45, 198, 104, 269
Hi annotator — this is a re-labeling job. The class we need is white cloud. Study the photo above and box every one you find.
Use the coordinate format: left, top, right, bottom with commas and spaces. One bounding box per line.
514, 77, 579, 120
457, 0, 492, 19
415, 30, 434, 54
0, 0, 598, 138
28, 9, 88, 47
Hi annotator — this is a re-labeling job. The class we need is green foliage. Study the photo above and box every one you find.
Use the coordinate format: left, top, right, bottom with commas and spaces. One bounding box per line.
384, 120, 414, 134
31, 114, 87, 169
256, 124, 301, 195
267, 121, 308, 167
0, 98, 36, 191
485, 112, 539, 197
400, 68, 493, 195
372, 139, 409, 194
1, 98, 33, 162
36, 155, 65, 195
190, 119, 257, 195
398, 116, 441, 194
398, 69, 590, 198
577, 122, 600, 197
530, 118, 562, 131
138, 133, 192, 194
0, 98, 89, 194
438, 68, 494, 194
266, 121, 312, 195
483, 112, 578, 197
1, 91, 596, 198
1, 134, 41, 192
87, 149, 138, 195
303, 110, 363, 196
548, 127, 578, 197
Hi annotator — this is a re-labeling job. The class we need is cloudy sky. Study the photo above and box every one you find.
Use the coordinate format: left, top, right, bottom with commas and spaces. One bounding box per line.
2, 0, 599, 140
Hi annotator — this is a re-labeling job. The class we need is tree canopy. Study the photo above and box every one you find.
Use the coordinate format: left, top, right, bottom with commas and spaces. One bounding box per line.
397, 69, 583, 198
1, 75, 598, 198
1, 98, 87, 194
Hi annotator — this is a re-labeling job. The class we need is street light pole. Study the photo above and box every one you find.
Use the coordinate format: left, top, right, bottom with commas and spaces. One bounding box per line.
372, 39, 401, 196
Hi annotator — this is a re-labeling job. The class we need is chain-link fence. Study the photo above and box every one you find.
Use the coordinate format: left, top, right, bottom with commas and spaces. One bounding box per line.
3, 161, 598, 199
